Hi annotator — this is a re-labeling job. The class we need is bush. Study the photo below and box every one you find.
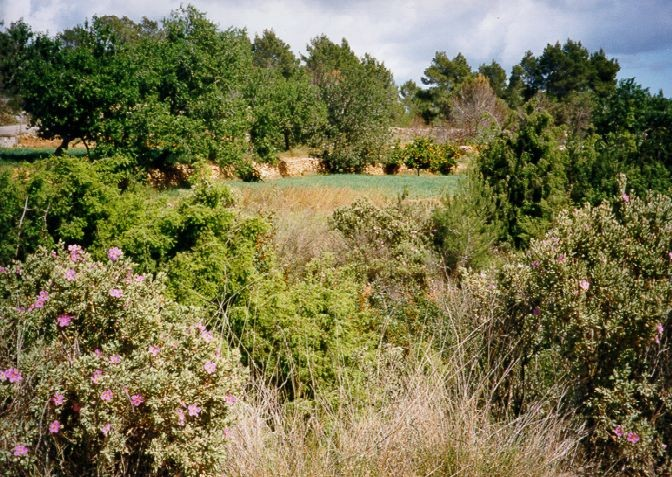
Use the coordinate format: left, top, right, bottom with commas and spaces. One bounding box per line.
486, 192, 672, 474
399, 137, 457, 175
0, 246, 246, 476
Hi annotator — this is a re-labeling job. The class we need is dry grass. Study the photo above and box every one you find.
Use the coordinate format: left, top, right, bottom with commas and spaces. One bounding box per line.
222, 282, 584, 477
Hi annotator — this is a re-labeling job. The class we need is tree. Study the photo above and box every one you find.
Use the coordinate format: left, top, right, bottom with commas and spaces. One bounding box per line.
252, 29, 299, 78
303, 36, 397, 172
478, 60, 507, 98
451, 74, 508, 139
419, 51, 474, 121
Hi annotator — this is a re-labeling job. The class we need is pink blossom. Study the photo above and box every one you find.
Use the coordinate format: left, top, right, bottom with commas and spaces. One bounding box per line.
100, 389, 113, 402
200, 329, 213, 343
109, 288, 123, 298
130, 393, 144, 406
71, 402, 81, 413
195, 322, 206, 332
107, 247, 123, 261
52, 392, 65, 406
655, 323, 664, 344
109, 354, 121, 364
557, 253, 566, 263
203, 360, 217, 374
176, 408, 186, 426
614, 425, 624, 438
579, 279, 590, 291
225, 394, 237, 405
57, 314, 74, 328
149, 345, 161, 356
134, 274, 145, 282
530, 260, 540, 269
532, 306, 541, 316
100, 423, 112, 436
187, 403, 201, 417
94, 349, 103, 358
4, 368, 23, 383
0, 265, 7, 273
91, 369, 104, 384
668, 251, 672, 261
29, 290, 49, 310
627, 432, 640, 444
49, 420, 61, 434
64, 268, 77, 281
622, 193, 630, 203
68, 244, 83, 262
13, 444, 29, 457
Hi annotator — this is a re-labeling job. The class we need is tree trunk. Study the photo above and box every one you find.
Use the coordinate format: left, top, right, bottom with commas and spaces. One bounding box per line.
54, 138, 70, 156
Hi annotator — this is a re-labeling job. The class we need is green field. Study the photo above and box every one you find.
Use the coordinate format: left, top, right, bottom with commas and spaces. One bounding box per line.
226, 173, 462, 199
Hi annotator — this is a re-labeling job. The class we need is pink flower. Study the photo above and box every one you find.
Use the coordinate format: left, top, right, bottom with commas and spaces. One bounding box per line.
49, 420, 61, 434
668, 251, 672, 261
100, 389, 113, 402
29, 290, 49, 310
109, 288, 123, 298
94, 349, 103, 358
68, 244, 82, 262
134, 274, 145, 282
64, 268, 77, 281
176, 408, 186, 426
531, 260, 540, 269
130, 394, 144, 406
655, 323, 664, 344
100, 423, 112, 436
71, 402, 81, 413
109, 354, 121, 364
107, 247, 123, 261
149, 345, 161, 356
532, 306, 541, 316
195, 322, 206, 332
187, 403, 201, 417
627, 432, 640, 444
557, 253, 566, 263
579, 279, 590, 291
225, 394, 237, 405
91, 369, 103, 384
622, 193, 630, 203
203, 360, 217, 374
4, 368, 23, 383
0, 265, 6, 273
13, 444, 29, 457
200, 329, 213, 343
614, 425, 624, 438
52, 392, 65, 406
57, 314, 74, 328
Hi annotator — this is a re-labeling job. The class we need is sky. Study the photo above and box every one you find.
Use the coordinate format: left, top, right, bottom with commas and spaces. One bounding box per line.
2, 0, 671, 95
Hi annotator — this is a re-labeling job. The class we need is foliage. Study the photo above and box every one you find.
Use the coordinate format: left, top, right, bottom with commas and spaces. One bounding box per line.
0, 246, 246, 476
431, 172, 500, 273
228, 259, 377, 401
303, 36, 397, 172
392, 137, 457, 175
450, 74, 509, 139
483, 193, 672, 474
419, 52, 474, 122
477, 110, 570, 246
517, 40, 619, 100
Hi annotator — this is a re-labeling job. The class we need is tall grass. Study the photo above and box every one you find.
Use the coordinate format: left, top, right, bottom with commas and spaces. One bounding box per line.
221, 281, 584, 477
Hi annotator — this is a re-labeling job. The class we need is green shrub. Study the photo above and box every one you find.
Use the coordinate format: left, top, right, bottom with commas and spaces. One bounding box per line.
486, 192, 672, 474
398, 137, 457, 176
0, 246, 246, 476
228, 259, 377, 401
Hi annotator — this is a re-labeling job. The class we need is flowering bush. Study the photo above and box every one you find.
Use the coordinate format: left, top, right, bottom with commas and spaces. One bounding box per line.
487, 192, 672, 474
0, 246, 246, 476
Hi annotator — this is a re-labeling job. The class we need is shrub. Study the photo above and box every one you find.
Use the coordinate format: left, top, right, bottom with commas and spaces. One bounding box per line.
0, 246, 246, 476
487, 192, 672, 474
399, 137, 457, 176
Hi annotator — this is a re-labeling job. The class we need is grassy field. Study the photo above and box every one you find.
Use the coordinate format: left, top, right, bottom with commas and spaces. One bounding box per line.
227, 174, 461, 200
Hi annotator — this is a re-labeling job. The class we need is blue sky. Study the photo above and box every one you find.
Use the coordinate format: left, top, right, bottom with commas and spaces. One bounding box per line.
3, 0, 671, 95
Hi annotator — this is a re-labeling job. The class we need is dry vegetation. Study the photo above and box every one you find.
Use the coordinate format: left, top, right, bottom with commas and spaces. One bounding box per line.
222, 283, 584, 477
